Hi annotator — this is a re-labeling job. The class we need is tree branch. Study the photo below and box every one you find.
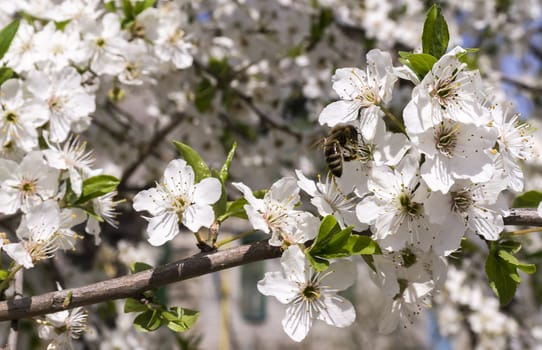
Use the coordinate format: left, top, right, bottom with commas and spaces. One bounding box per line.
0, 241, 282, 322
0, 208, 539, 322
503, 208, 542, 226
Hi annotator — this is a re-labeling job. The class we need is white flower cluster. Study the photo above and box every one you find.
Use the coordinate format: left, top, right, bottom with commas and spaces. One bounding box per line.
0, 1, 197, 268
231, 46, 538, 341
435, 266, 521, 350
0, 2, 197, 348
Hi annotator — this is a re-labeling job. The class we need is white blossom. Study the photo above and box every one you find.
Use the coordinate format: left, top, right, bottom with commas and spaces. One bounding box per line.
133, 159, 221, 246
318, 49, 397, 139
257, 245, 356, 341
233, 177, 319, 246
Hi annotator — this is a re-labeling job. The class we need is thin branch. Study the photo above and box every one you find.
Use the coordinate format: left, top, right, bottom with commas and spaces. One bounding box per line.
0, 241, 282, 322
503, 208, 542, 226
119, 113, 185, 190
6, 269, 23, 349
0, 208, 539, 322
501, 76, 542, 94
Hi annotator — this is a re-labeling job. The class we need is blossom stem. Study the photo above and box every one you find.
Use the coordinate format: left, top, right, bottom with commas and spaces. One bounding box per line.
0, 265, 23, 296
507, 227, 542, 235
377, 104, 408, 136
215, 230, 257, 248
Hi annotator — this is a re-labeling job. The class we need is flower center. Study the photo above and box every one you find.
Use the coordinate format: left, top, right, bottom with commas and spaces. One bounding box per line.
401, 248, 417, 268
48, 96, 64, 113
430, 73, 458, 108
435, 122, 460, 158
450, 189, 472, 213
398, 192, 421, 217
19, 178, 37, 195
301, 283, 320, 301
4, 111, 17, 123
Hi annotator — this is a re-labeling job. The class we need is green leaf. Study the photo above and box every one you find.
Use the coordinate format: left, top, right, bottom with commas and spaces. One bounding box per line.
498, 250, 536, 274
512, 190, 542, 208
0, 20, 20, 61
0, 67, 13, 86
422, 4, 449, 59
0, 270, 8, 281
122, 0, 135, 20
104, 1, 116, 11
173, 141, 212, 183
75, 175, 119, 204
307, 216, 380, 271
486, 251, 518, 305
309, 8, 333, 43
130, 262, 153, 274
399, 53, 437, 80
134, 0, 156, 15
219, 141, 237, 184
498, 240, 522, 254
161, 307, 199, 332
133, 310, 162, 332
124, 298, 148, 313
208, 57, 230, 81
194, 77, 216, 112
216, 190, 267, 222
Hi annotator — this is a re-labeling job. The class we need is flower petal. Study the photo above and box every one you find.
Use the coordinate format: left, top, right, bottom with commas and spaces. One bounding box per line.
193, 177, 221, 205
146, 212, 180, 246
183, 204, 214, 232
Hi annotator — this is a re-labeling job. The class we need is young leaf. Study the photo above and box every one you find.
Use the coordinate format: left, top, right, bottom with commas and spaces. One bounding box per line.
498, 250, 536, 274
134, 0, 156, 15
133, 309, 162, 332
75, 175, 119, 204
0, 19, 20, 61
219, 141, 237, 184
194, 77, 216, 112
124, 298, 149, 313
130, 262, 153, 274
161, 307, 199, 332
306, 216, 380, 271
422, 4, 449, 59
0, 67, 14, 86
486, 251, 518, 305
216, 190, 267, 222
512, 190, 542, 208
173, 141, 212, 183
399, 53, 437, 80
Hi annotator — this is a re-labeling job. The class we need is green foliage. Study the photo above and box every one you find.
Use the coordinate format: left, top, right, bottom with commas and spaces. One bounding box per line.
173, 141, 212, 183
162, 307, 199, 332
309, 8, 333, 44
194, 77, 216, 112
216, 190, 267, 222
398, 52, 437, 81
512, 190, 542, 208
486, 240, 536, 305
219, 141, 237, 184
74, 175, 120, 204
0, 19, 20, 62
422, 4, 449, 59
306, 216, 381, 271
104, 1, 116, 11
133, 309, 163, 332
0, 67, 13, 86
130, 261, 153, 273
127, 298, 199, 333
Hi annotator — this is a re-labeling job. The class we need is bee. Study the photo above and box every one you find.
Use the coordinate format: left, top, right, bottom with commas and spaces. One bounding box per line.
316, 125, 363, 177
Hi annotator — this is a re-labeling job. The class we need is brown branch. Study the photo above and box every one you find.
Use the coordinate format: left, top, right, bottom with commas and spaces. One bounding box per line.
0, 208, 539, 322
0, 241, 282, 322
503, 208, 542, 226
